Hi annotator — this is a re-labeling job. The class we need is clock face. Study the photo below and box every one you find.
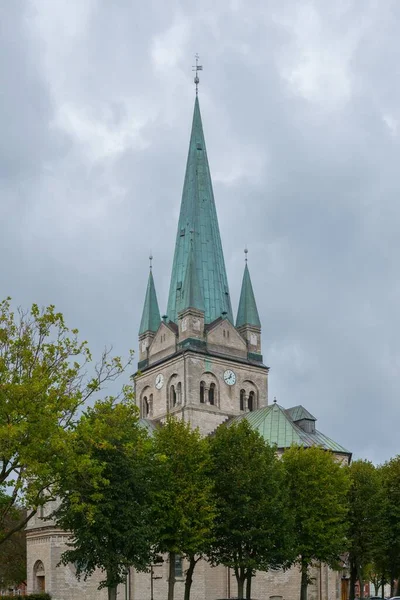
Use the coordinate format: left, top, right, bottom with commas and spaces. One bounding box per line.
155, 373, 164, 390
223, 369, 236, 386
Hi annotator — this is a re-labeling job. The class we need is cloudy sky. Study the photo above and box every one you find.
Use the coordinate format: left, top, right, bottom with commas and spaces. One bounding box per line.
2, 0, 400, 464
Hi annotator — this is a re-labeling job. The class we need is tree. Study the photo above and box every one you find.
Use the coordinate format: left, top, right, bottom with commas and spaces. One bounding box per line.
54, 398, 155, 600
152, 417, 215, 600
282, 446, 350, 600
0, 298, 133, 545
208, 420, 294, 600
0, 501, 26, 589
347, 460, 384, 600
375, 457, 400, 596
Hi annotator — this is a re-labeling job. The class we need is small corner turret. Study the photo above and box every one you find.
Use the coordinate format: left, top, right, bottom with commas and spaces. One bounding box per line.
236, 255, 262, 360
138, 264, 161, 366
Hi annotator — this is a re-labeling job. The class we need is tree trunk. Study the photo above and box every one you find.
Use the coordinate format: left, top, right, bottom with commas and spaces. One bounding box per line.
396, 577, 400, 596
184, 555, 198, 600
246, 570, 252, 599
168, 551, 176, 600
359, 574, 364, 600
108, 586, 117, 600
300, 558, 309, 600
235, 566, 245, 599
391, 577, 395, 598
349, 558, 357, 600
237, 578, 245, 599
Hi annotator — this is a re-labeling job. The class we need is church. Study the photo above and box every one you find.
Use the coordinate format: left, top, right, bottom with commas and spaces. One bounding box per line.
26, 75, 351, 600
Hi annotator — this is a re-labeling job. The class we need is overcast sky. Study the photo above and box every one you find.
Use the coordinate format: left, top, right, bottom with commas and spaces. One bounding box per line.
2, 0, 400, 464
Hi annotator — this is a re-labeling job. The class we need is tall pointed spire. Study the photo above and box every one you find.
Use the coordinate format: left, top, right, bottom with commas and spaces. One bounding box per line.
139, 267, 161, 335
236, 261, 261, 328
178, 234, 205, 314
167, 96, 233, 324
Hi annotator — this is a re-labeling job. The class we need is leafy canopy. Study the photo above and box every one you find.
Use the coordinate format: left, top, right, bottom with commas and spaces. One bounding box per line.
282, 446, 350, 567
0, 298, 133, 545
208, 420, 294, 596
152, 416, 215, 557
55, 398, 155, 591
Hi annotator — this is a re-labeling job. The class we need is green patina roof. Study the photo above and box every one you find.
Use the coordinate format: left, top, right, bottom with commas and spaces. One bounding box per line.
139, 270, 161, 335
230, 403, 350, 454
138, 418, 157, 436
166, 97, 233, 324
236, 263, 261, 328
178, 240, 205, 314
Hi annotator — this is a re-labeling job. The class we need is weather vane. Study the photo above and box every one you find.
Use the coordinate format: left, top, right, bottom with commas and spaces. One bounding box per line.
244, 247, 248, 263
192, 53, 203, 95
149, 253, 153, 270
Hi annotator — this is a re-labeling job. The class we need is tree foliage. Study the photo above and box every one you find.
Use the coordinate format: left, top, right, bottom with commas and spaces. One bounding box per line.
0, 298, 133, 545
347, 460, 384, 600
152, 417, 215, 600
208, 420, 294, 600
0, 500, 26, 588
54, 398, 155, 600
374, 457, 400, 596
282, 446, 350, 600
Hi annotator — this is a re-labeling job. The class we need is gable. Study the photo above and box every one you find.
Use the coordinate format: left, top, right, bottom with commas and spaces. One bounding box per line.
206, 319, 247, 358
148, 322, 177, 364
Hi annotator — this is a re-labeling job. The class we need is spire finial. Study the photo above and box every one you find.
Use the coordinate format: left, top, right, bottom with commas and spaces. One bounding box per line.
149, 253, 153, 270
273, 396, 277, 404
244, 247, 248, 263
192, 54, 203, 96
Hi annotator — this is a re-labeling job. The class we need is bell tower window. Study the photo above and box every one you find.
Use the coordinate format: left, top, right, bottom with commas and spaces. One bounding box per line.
200, 381, 205, 404
143, 396, 149, 417
248, 391, 255, 412
209, 383, 215, 406
240, 389, 245, 411
171, 385, 177, 408
177, 382, 182, 405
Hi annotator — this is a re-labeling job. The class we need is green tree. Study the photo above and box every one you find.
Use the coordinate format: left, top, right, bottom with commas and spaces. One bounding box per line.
54, 398, 155, 600
152, 417, 215, 600
208, 420, 294, 600
347, 460, 383, 600
0, 501, 26, 588
0, 298, 133, 545
282, 446, 350, 600
375, 457, 400, 596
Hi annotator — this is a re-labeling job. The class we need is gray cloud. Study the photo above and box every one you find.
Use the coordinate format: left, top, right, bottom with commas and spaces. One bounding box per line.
1, 0, 399, 463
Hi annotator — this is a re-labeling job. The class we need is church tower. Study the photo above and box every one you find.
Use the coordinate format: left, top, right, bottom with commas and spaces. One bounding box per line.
135, 94, 268, 435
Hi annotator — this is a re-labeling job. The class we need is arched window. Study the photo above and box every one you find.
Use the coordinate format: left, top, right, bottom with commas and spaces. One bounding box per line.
143, 396, 149, 417
177, 382, 182, 405
248, 391, 255, 412
200, 381, 205, 404
171, 385, 177, 407
34, 560, 45, 592
209, 383, 215, 406
149, 394, 153, 417
240, 389, 245, 411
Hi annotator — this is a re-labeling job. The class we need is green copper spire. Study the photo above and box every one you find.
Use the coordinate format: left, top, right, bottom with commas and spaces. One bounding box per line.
167, 96, 233, 324
178, 238, 205, 314
236, 262, 261, 328
139, 268, 161, 335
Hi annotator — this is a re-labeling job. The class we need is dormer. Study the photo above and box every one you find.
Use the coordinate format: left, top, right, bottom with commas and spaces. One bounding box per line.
286, 405, 316, 434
